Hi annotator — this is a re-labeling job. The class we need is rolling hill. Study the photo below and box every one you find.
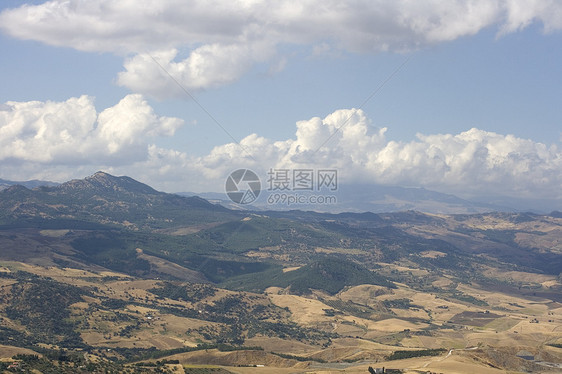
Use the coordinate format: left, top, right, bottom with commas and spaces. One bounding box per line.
0, 172, 560, 373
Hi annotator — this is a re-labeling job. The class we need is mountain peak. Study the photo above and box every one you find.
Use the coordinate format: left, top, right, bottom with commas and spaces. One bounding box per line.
90, 170, 112, 178
58, 171, 159, 195
84, 171, 118, 184
86, 171, 127, 185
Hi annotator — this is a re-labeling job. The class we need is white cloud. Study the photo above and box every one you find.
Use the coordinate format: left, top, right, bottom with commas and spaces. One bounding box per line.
2, 0, 561, 98
0, 102, 559, 199
190, 109, 562, 199
117, 43, 274, 99
96, 94, 182, 154
0, 94, 183, 166
499, 0, 562, 34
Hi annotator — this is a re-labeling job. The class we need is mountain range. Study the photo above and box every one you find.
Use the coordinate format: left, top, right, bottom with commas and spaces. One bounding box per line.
0, 171, 235, 230
1, 171, 560, 278
182, 184, 513, 214
0, 171, 560, 373
3, 172, 560, 214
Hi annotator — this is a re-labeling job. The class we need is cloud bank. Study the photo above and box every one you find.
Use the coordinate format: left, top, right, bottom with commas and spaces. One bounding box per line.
0, 94, 183, 167
1, 96, 560, 199
2, 0, 562, 98
192, 109, 562, 199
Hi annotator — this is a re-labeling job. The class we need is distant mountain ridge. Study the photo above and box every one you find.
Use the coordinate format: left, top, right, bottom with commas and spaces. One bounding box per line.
0, 171, 236, 230
2, 172, 558, 228
0, 177, 59, 190
4, 172, 558, 214
180, 184, 514, 214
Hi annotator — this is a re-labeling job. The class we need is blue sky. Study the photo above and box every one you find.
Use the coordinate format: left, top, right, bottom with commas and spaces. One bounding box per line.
0, 1, 561, 202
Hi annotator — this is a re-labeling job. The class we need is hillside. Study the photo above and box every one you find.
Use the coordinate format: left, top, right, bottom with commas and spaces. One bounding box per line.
0, 172, 560, 373
0, 171, 237, 230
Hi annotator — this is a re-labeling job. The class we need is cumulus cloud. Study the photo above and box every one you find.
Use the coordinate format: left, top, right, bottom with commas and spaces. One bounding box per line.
190, 109, 562, 199
0, 94, 183, 166
117, 43, 274, 99
0, 101, 559, 199
2, 0, 562, 98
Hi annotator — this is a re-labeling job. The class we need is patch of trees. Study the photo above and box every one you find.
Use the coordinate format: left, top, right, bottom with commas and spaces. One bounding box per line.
271, 351, 327, 363
199, 216, 348, 253
117, 343, 261, 363
149, 282, 217, 302
247, 320, 336, 344
387, 348, 446, 360
449, 291, 489, 307
3, 275, 87, 347
383, 298, 421, 310
222, 257, 394, 295
321, 298, 379, 319
284, 257, 394, 295
188, 255, 273, 283
135, 359, 179, 366
0, 326, 38, 346
11, 352, 174, 373
100, 297, 129, 310
71, 233, 151, 276
161, 293, 336, 345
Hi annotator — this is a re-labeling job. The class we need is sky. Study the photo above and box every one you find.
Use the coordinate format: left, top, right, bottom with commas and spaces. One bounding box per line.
0, 0, 561, 203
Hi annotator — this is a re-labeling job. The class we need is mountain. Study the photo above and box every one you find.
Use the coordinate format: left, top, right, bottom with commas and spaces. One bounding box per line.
0, 177, 59, 190
56, 171, 160, 195
1, 172, 560, 277
0, 171, 237, 230
328, 184, 510, 214
470, 194, 562, 214
0, 172, 561, 372
181, 184, 511, 214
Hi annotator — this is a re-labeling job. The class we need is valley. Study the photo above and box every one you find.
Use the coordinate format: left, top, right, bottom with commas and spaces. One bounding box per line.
0, 172, 560, 373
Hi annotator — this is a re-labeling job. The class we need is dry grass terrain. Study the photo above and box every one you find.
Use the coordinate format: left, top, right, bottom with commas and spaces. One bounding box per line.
0, 207, 561, 372
0, 258, 560, 373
